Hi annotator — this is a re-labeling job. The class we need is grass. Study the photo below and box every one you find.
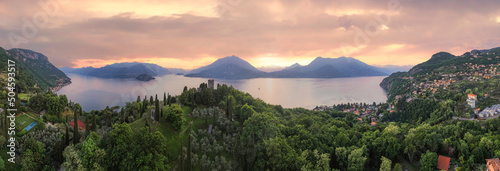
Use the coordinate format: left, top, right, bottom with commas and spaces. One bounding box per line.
15, 114, 35, 130
18, 93, 31, 101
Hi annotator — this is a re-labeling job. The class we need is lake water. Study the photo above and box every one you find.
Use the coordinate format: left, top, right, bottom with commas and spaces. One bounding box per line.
57, 74, 388, 111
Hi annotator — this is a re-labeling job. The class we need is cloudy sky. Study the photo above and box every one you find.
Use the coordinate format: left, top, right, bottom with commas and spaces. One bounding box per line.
1, 0, 499, 69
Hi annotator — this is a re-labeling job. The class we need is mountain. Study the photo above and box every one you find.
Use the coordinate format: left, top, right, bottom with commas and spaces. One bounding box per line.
60, 66, 96, 75
269, 57, 388, 78
185, 55, 266, 79
0, 47, 71, 91
377, 65, 413, 74
380, 47, 500, 100
408, 52, 457, 75
61, 62, 179, 79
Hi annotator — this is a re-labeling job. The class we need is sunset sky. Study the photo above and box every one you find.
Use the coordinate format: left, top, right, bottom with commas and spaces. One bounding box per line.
1, 0, 500, 70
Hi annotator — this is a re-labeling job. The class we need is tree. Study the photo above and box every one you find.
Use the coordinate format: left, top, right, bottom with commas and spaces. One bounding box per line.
258, 137, 298, 170
47, 95, 63, 116
85, 114, 90, 137
225, 95, 236, 120
419, 150, 438, 171
127, 127, 169, 170
73, 109, 79, 144
21, 138, 46, 171
348, 147, 367, 171
59, 94, 68, 107
62, 145, 85, 171
155, 96, 160, 121
240, 104, 255, 122
80, 134, 105, 170
136, 96, 141, 103
0, 156, 5, 171
393, 163, 402, 171
380, 156, 392, 171
65, 117, 70, 146
105, 123, 133, 170
335, 147, 349, 169
164, 92, 167, 106
163, 104, 185, 130
92, 111, 97, 131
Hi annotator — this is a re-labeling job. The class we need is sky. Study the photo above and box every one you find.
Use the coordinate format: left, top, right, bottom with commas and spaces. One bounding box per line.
1, 0, 500, 70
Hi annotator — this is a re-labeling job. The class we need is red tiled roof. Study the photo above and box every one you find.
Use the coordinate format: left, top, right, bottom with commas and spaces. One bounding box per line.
69, 120, 86, 130
437, 155, 451, 171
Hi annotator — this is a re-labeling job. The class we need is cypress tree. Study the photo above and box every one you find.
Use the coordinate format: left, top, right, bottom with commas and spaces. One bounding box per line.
92, 111, 97, 131
155, 98, 160, 121
85, 113, 89, 137
150, 96, 153, 105
137, 96, 141, 103
65, 117, 69, 146
167, 93, 171, 106
164, 92, 167, 106
73, 109, 79, 144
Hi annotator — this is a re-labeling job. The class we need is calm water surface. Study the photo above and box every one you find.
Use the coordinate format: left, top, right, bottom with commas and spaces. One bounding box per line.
57, 74, 388, 111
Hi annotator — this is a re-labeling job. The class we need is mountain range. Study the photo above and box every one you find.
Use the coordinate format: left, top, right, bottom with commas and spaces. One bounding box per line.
0, 47, 70, 91
60, 62, 187, 79
186, 55, 392, 79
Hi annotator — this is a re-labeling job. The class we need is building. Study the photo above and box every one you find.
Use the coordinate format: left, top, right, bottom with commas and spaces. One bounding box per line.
486, 158, 500, 171
468, 94, 477, 100
478, 104, 500, 118
467, 98, 477, 108
437, 155, 451, 171
208, 79, 215, 89
69, 120, 86, 130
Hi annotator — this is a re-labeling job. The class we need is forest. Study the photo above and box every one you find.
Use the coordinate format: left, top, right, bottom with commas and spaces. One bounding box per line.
0, 83, 499, 171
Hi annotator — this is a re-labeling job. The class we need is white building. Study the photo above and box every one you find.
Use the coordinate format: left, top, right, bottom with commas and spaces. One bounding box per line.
467, 98, 476, 108
478, 104, 500, 118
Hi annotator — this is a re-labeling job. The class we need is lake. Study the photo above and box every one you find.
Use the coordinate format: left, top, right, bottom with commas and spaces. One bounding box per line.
57, 74, 388, 111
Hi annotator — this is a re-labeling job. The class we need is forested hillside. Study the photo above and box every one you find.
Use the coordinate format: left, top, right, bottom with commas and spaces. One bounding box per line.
2, 82, 499, 171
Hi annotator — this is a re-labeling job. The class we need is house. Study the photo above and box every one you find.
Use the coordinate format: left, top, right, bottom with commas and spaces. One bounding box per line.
468, 94, 477, 100
437, 155, 451, 171
486, 158, 500, 171
69, 120, 86, 130
467, 98, 476, 108
370, 122, 376, 126
0, 107, 3, 114
357, 118, 363, 122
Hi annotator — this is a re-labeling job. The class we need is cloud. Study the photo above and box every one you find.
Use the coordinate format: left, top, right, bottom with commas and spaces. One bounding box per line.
0, 0, 499, 69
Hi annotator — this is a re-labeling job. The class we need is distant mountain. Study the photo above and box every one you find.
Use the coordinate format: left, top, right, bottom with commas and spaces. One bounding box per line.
61, 62, 181, 79
185, 55, 266, 79
269, 57, 388, 78
167, 68, 188, 74
257, 65, 286, 72
60, 66, 96, 75
0, 47, 71, 91
185, 56, 388, 79
377, 65, 413, 74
